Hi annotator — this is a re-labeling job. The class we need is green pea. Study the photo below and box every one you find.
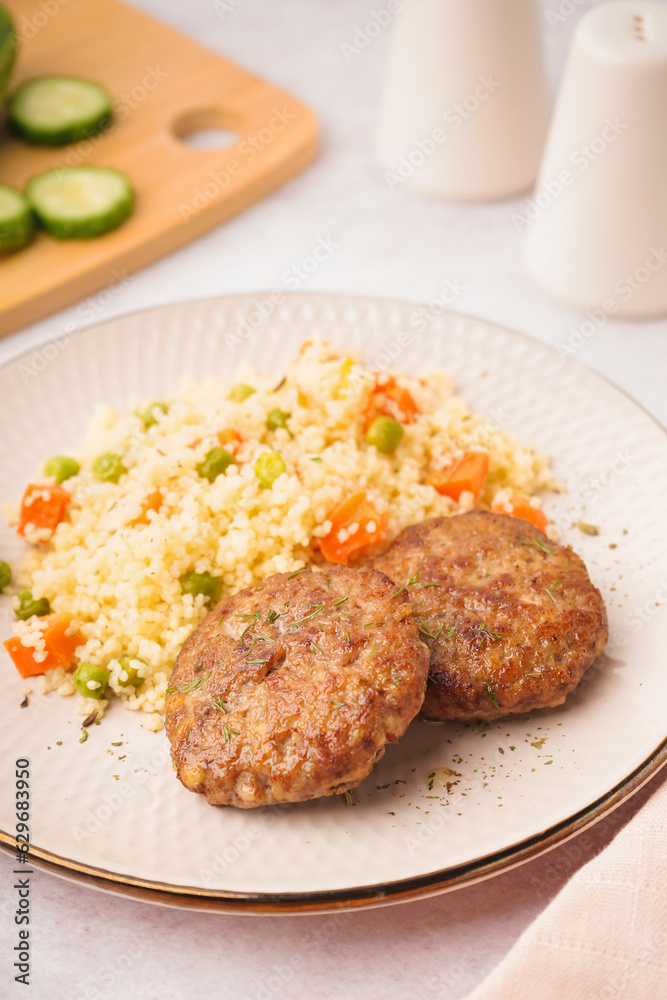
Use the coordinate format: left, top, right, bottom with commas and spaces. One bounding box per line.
92, 452, 127, 483
117, 655, 145, 688
266, 408, 291, 431
255, 452, 287, 489
366, 416, 404, 455
44, 456, 80, 483
196, 447, 235, 482
15, 589, 51, 620
137, 401, 168, 429
180, 571, 222, 604
0, 561, 11, 592
74, 662, 110, 700
228, 384, 255, 403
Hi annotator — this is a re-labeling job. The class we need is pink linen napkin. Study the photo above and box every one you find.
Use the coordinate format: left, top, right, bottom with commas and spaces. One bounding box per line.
466, 772, 667, 1000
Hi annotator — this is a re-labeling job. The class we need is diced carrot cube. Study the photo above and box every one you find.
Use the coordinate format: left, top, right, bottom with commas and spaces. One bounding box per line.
429, 452, 489, 502
4, 637, 58, 678
362, 376, 420, 432
18, 482, 69, 541
320, 491, 386, 565
43, 613, 83, 666
493, 494, 549, 531
130, 490, 164, 526
3, 612, 82, 679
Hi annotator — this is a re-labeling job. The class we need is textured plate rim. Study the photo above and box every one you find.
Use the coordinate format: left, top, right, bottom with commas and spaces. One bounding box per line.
1, 746, 664, 913
1, 290, 666, 913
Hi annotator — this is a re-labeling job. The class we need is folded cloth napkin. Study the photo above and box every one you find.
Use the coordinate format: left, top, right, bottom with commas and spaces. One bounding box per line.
466, 771, 667, 1000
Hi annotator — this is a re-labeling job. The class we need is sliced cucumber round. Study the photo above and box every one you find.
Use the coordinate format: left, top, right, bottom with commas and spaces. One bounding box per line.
9, 75, 113, 146
0, 5, 17, 105
0, 184, 35, 253
27, 166, 134, 239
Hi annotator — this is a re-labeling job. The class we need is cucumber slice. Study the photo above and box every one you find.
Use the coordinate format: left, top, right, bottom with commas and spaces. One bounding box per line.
0, 184, 35, 252
27, 167, 133, 239
9, 76, 113, 146
0, 5, 17, 105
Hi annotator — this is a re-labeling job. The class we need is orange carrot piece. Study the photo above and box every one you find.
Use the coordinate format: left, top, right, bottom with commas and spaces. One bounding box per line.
42, 613, 83, 666
188, 429, 241, 451
429, 452, 489, 502
216, 429, 241, 448
130, 490, 164, 526
493, 495, 549, 532
4, 612, 82, 678
18, 483, 69, 541
363, 376, 420, 432
320, 491, 386, 565
4, 637, 59, 678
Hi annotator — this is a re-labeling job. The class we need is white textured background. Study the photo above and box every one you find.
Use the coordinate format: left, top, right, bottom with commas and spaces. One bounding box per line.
1, 1, 666, 998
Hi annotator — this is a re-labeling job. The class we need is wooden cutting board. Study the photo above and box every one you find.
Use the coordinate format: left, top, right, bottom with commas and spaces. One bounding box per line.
0, 0, 318, 336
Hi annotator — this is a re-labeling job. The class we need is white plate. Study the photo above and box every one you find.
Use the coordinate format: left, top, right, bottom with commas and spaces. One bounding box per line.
1, 292, 665, 912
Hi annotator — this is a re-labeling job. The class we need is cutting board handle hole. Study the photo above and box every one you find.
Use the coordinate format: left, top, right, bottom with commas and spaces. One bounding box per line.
172, 109, 240, 150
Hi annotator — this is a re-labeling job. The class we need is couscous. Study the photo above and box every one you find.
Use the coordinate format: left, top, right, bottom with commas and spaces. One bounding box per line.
2, 340, 553, 728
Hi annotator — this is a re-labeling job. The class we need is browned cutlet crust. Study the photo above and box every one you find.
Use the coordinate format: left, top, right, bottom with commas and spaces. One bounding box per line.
165, 566, 429, 807
368, 511, 608, 721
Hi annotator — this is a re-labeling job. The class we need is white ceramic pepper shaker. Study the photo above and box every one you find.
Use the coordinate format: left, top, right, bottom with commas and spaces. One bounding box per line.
525, 1, 667, 318
376, 0, 550, 201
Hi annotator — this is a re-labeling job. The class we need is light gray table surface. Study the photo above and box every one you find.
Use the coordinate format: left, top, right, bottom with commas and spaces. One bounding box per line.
1, 2, 665, 997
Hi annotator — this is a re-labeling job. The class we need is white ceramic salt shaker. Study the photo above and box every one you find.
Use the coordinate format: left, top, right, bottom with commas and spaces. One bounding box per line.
525, 1, 667, 318
376, 0, 550, 201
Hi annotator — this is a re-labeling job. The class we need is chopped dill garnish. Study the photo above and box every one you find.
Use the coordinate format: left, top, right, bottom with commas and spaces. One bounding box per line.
369, 641, 376, 660
222, 725, 240, 742
248, 632, 277, 643
330, 701, 346, 709
474, 623, 508, 646
473, 720, 489, 731
167, 671, 211, 694
238, 611, 260, 638
486, 681, 501, 711
291, 603, 325, 627
194, 664, 203, 672
408, 572, 420, 586
418, 621, 448, 641
344, 629, 350, 641
343, 790, 353, 805
247, 658, 271, 664
187, 728, 193, 742
211, 696, 227, 713
310, 456, 323, 463
310, 642, 323, 654
287, 566, 308, 579
390, 587, 406, 600
334, 597, 348, 606
363, 621, 374, 628
520, 532, 554, 555
266, 609, 280, 624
